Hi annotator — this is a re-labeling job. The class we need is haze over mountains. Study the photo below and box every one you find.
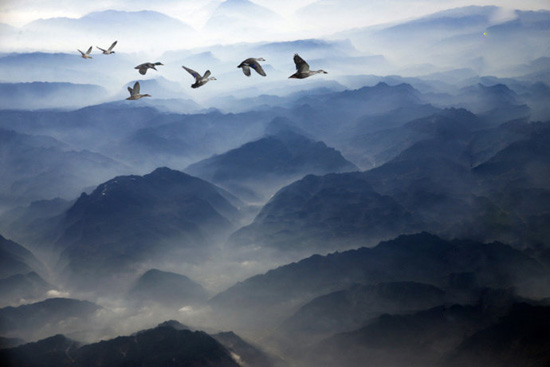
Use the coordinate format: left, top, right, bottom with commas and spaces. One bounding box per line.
1, 2, 550, 367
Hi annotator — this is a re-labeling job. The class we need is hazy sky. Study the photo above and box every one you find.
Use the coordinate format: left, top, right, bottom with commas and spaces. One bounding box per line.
1, 0, 549, 31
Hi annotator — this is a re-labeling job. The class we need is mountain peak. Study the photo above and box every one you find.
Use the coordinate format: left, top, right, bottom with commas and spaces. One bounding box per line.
156, 320, 190, 330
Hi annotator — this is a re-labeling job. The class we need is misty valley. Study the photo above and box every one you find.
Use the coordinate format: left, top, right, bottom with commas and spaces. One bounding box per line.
1, 4, 550, 367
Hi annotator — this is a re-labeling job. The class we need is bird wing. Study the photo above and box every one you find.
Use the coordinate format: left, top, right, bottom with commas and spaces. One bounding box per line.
294, 54, 309, 73
250, 60, 266, 76
96, 46, 106, 52
241, 65, 251, 76
108, 41, 117, 51
203, 70, 211, 78
133, 82, 140, 94
86, 46, 93, 55
182, 66, 200, 81
127, 86, 134, 96
77, 49, 85, 55
139, 68, 147, 75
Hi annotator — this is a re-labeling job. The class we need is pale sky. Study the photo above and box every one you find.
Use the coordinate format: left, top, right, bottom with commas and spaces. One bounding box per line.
0, 0, 549, 53
1, 0, 549, 28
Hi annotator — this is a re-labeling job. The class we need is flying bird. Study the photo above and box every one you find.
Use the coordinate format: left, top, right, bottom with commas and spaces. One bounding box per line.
77, 46, 93, 59
134, 62, 163, 75
126, 81, 151, 100
97, 41, 117, 55
237, 57, 267, 77
182, 65, 216, 88
289, 54, 327, 79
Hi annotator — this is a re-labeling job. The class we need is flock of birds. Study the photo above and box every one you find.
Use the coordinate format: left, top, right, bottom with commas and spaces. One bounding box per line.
78, 40, 328, 100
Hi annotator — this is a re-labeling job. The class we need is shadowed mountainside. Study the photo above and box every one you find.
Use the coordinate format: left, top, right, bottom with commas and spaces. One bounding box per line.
186, 129, 358, 202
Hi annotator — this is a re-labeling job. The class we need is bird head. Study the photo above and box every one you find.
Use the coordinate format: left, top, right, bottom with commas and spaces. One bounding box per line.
155, 62, 164, 66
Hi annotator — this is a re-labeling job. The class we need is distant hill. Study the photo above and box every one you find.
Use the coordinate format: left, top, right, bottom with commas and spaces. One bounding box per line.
337, 6, 550, 75
18, 10, 199, 52
54, 167, 241, 291
128, 269, 209, 307
205, 0, 285, 40
228, 117, 550, 256
443, 303, 550, 367
305, 298, 550, 367
0, 82, 107, 110
212, 233, 548, 333
0, 198, 73, 251
0, 272, 52, 308
186, 129, 358, 201
0, 235, 45, 279
0, 298, 100, 339
274, 281, 446, 346
0, 128, 129, 208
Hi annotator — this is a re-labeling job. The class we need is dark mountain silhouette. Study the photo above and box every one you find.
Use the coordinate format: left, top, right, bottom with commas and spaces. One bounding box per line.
229, 171, 421, 257
443, 303, 550, 367
0, 298, 100, 338
474, 122, 550, 190
186, 129, 358, 202
212, 233, 548, 333
0, 334, 80, 367
0, 336, 25, 350
0, 198, 73, 252
308, 303, 488, 367
75, 325, 238, 367
229, 116, 550, 256
304, 294, 550, 367
54, 167, 240, 290
346, 107, 479, 168
0, 234, 45, 279
0, 272, 52, 308
128, 269, 209, 307
0, 322, 240, 367
274, 281, 446, 346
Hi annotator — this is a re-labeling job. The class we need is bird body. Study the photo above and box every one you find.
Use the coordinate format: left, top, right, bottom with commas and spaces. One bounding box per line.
78, 46, 93, 59
289, 54, 327, 79
135, 62, 163, 75
182, 65, 216, 88
97, 41, 117, 55
126, 81, 151, 100
238, 57, 267, 77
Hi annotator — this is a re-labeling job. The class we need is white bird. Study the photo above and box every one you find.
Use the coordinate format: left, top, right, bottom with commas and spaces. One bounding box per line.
135, 62, 163, 75
237, 57, 267, 77
97, 41, 117, 55
126, 81, 151, 100
182, 65, 217, 88
78, 46, 93, 59
289, 54, 327, 79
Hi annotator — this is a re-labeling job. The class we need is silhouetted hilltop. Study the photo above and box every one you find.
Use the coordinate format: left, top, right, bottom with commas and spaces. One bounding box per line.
54, 167, 240, 290
0, 272, 51, 308
0, 322, 240, 367
213, 233, 548, 332
0, 298, 100, 336
186, 129, 358, 201
0, 234, 44, 279
128, 269, 209, 307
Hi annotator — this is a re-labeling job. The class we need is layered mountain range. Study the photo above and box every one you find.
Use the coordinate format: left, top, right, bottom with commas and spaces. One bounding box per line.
1, 4, 549, 367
